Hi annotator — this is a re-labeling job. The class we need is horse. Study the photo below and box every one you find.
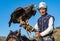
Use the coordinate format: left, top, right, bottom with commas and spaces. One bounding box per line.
6, 29, 37, 41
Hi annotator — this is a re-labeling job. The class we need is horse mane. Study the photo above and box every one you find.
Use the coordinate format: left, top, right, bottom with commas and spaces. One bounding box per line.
6, 30, 36, 41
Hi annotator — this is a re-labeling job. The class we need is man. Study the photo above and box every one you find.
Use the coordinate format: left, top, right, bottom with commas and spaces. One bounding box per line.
34, 2, 55, 41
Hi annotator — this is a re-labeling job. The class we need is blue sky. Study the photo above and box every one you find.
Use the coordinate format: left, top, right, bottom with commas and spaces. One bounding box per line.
0, 0, 60, 37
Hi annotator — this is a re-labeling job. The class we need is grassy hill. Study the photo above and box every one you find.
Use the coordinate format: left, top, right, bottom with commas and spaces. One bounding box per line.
53, 27, 60, 41
0, 36, 6, 41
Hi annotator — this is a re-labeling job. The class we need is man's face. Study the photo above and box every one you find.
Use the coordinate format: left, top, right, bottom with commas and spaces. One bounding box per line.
39, 8, 46, 15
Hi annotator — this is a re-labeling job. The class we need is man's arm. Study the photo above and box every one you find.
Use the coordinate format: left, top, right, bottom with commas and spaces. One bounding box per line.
34, 23, 39, 31
40, 17, 54, 36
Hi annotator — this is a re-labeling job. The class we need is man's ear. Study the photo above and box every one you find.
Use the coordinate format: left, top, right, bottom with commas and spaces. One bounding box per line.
45, 8, 47, 13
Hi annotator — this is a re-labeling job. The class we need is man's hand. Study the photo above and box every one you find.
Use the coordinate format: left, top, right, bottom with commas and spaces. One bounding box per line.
35, 32, 41, 38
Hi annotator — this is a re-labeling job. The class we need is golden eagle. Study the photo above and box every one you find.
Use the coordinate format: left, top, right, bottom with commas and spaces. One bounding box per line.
9, 5, 36, 27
